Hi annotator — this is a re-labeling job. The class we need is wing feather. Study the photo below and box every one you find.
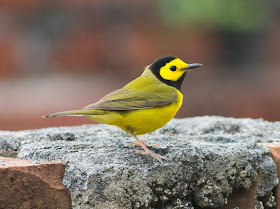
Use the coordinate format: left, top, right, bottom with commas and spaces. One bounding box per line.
84, 87, 177, 111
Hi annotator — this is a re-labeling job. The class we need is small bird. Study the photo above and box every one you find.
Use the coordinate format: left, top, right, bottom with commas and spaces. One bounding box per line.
43, 56, 202, 161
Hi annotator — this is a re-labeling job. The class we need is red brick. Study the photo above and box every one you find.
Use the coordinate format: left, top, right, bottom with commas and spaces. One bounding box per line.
53, 30, 101, 73
0, 38, 19, 77
217, 180, 257, 209
266, 145, 280, 209
0, 0, 43, 13
0, 157, 71, 209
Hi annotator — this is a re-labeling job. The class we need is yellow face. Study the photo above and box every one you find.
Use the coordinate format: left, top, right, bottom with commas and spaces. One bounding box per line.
159, 58, 188, 81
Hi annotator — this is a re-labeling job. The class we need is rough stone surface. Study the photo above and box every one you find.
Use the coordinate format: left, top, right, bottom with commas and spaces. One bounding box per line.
0, 157, 71, 209
0, 116, 279, 208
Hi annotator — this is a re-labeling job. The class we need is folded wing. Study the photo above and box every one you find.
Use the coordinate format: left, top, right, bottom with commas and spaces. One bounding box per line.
84, 87, 177, 111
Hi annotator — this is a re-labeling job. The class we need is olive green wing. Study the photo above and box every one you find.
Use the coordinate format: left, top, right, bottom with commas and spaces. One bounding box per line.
84, 87, 178, 111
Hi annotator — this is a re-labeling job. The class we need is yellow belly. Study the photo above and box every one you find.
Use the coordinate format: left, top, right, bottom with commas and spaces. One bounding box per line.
85, 90, 183, 135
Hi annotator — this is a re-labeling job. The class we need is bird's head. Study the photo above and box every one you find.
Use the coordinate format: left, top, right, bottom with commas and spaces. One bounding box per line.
148, 56, 202, 91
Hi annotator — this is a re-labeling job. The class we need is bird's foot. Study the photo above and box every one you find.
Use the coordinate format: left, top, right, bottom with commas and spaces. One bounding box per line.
134, 149, 168, 162
128, 132, 167, 162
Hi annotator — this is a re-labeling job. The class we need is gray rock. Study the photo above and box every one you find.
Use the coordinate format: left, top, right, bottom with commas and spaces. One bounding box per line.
0, 116, 279, 208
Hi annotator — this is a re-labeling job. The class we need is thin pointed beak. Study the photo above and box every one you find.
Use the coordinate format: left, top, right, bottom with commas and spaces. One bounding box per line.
183, 63, 202, 71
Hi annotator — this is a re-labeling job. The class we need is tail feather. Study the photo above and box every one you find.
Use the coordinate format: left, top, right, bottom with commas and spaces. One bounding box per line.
43, 109, 100, 118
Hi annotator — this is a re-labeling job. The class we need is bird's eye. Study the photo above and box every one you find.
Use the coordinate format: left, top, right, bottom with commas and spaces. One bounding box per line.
170, 66, 177, 71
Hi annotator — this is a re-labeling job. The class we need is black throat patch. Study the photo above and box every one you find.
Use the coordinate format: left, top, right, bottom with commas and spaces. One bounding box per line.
149, 56, 187, 92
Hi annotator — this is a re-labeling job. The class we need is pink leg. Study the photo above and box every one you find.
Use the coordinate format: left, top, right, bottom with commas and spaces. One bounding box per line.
131, 138, 160, 148
128, 132, 168, 162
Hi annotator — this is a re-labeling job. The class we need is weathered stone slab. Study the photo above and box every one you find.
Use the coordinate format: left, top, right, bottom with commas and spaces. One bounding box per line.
0, 116, 279, 208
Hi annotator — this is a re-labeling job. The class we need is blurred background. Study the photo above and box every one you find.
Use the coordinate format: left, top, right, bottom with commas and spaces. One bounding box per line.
0, 0, 280, 131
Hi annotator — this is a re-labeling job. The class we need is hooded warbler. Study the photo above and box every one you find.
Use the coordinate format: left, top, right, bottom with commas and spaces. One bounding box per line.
44, 56, 202, 161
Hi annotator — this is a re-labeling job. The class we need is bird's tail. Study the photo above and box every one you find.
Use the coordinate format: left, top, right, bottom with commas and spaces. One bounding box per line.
43, 109, 101, 118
